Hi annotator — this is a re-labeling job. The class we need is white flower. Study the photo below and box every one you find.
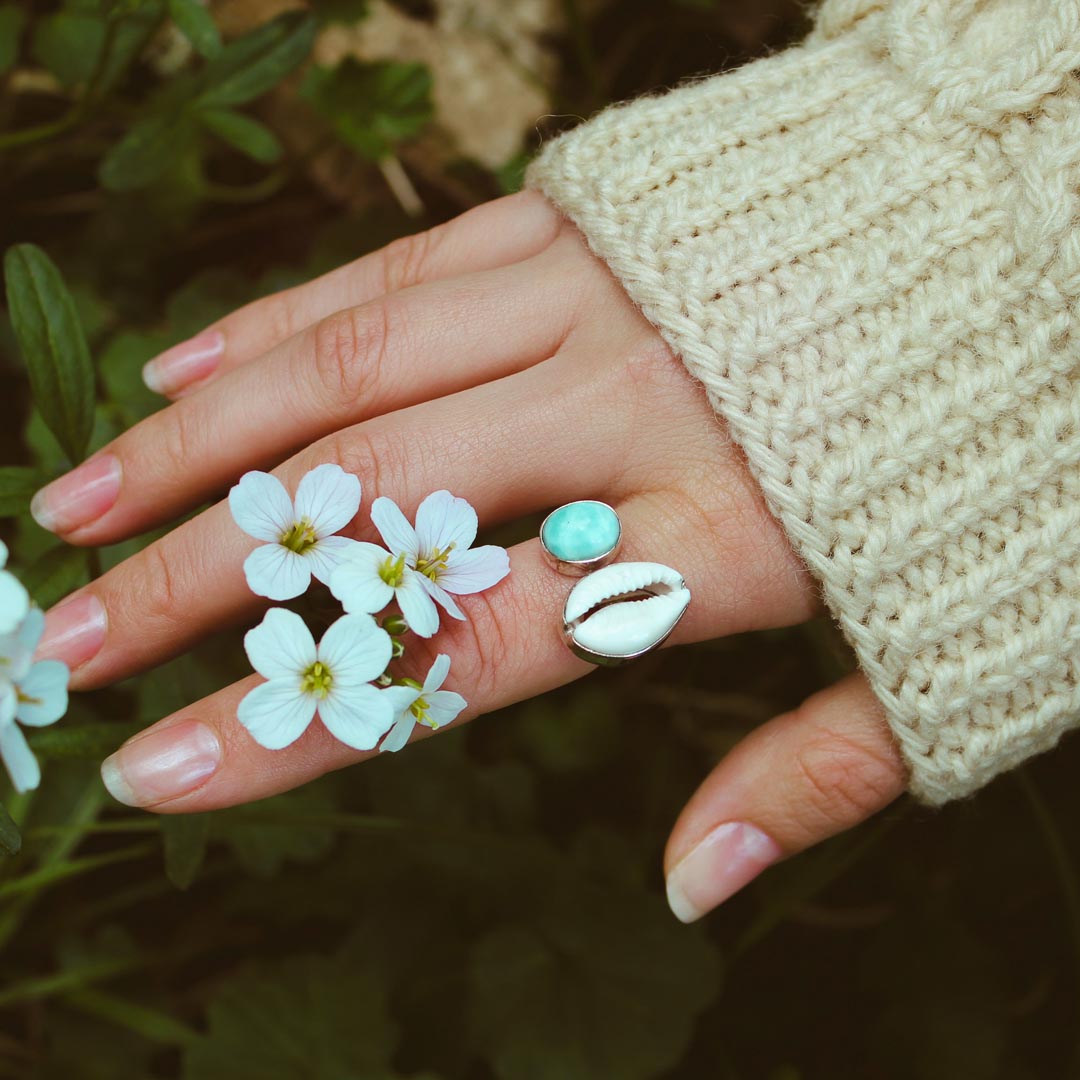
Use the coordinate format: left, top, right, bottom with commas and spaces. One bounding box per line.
370, 491, 510, 620
0, 540, 30, 636
238, 608, 395, 751
329, 542, 440, 638
0, 609, 70, 793
380, 654, 467, 753
230, 464, 362, 601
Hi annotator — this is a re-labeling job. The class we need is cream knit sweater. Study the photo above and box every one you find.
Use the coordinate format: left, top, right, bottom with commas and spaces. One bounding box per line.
527, 0, 1080, 805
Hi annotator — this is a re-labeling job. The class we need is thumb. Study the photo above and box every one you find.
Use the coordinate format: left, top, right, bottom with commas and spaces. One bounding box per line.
664, 673, 906, 923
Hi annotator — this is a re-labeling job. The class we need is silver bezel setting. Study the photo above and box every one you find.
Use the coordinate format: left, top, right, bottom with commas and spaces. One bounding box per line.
539, 500, 622, 578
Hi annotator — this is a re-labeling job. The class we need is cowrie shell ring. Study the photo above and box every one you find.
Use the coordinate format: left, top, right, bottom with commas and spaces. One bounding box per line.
541, 501, 691, 667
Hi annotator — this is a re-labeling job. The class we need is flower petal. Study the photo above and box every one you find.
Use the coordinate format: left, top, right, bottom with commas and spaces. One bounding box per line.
415, 490, 477, 555
422, 689, 468, 731
370, 497, 419, 562
318, 682, 395, 751
382, 684, 421, 719
422, 654, 452, 694
294, 464, 361, 538
439, 546, 511, 595
245, 608, 316, 680
229, 471, 295, 542
15, 660, 69, 727
305, 535, 362, 587
0, 570, 30, 637
243, 544, 312, 601
0, 607, 44, 682
379, 713, 416, 754
317, 614, 392, 685
0, 540, 7, 570
329, 543, 396, 614
396, 572, 440, 638
0, 722, 40, 793
0, 683, 15, 727
237, 679, 316, 750
419, 575, 465, 621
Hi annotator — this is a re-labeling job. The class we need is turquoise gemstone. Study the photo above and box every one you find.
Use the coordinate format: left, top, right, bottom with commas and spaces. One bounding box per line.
542, 501, 621, 563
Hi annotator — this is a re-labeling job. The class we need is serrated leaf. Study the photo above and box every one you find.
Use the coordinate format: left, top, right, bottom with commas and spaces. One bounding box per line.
99, 113, 197, 192
0, 801, 21, 857
161, 813, 209, 890
200, 108, 282, 163
0, 5, 26, 75
4, 245, 96, 464
20, 545, 89, 610
0, 466, 47, 518
168, 0, 221, 58
301, 58, 432, 160
468, 885, 721, 1080
183, 955, 397, 1080
197, 12, 316, 109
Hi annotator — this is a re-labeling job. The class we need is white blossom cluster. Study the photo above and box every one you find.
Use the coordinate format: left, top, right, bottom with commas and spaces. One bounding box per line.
230, 465, 509, 754
0, 541, 70, 793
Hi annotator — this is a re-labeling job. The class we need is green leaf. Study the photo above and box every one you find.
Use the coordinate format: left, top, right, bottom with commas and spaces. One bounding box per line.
26, 721, 141, 761
99, 113, 197, 192
0, 4, 26, 75
161, 813, 209, 890
0, 465, 47, 518
20, 544, 89, 610
183, 955, 397, 1079
200, 108, 283, 163
216, 790, 336, 878
301, 58, 433, 160
4, 245, 96, 464
31, 12, 106, 88
168, 0, 222, 58
468, 885, 721, 1080
64, 987, 199, 1047
197, 12, 316, 109
0, 801, 21, 857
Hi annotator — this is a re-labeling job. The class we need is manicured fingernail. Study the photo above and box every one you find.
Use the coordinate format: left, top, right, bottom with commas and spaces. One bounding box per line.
30, 454, 121, 535
142, 328, 224, 395
37, 593, 107, 670
101, 720, 222, 807
665, 822, 782, 923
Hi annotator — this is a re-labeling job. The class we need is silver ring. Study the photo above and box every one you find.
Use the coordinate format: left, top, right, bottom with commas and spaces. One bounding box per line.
562, 562, 691, 667
540, 500, 622, 577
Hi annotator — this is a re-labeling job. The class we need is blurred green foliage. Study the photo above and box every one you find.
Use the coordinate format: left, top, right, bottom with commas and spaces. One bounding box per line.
2, 0, 1080, 1077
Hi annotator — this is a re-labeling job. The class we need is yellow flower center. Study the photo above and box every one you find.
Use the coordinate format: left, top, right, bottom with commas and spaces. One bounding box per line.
280, 519, 318, 554
415, 543, 456, 582
16, 689, 41, 706
302, 661, 333, 699
379, 552, 407, 588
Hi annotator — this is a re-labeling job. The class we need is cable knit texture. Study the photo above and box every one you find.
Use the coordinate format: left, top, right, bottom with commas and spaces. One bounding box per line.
526, 0, 1080, 805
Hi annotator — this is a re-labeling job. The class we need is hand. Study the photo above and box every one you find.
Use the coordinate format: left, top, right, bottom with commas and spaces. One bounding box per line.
31, 191, 905, 921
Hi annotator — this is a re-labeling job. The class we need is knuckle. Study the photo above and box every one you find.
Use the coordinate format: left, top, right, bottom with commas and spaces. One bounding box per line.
161, 401, 200, 467
311, 300, 397, 405
447, 587, 513, 701
317, 424, 408, 507
138, 541, 185, 630
380, 228, 438, 294
790, 722, 902, 832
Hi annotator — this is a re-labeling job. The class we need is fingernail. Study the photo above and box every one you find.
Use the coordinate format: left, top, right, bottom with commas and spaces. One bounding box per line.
31, 454, 121, 535
142, 329, 224, 395
665, 822, 782, 924
37, 593, 107, 670
101, 720, 222, 807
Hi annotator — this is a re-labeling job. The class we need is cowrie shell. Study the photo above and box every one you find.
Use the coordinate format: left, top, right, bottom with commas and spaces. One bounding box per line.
562, 562, 691, 666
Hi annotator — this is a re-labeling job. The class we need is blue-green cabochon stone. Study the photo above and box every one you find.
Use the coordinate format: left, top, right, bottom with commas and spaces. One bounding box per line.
542, 501, 621, 562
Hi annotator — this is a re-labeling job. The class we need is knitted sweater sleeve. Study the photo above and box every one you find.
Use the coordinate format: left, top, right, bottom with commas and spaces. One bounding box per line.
526, 0, 1080, 806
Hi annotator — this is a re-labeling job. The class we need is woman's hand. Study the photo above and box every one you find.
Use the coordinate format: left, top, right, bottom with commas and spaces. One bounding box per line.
30, 191, 906, 921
